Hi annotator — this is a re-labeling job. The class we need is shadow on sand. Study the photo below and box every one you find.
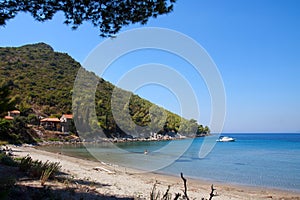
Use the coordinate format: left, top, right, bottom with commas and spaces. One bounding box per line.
0, 163, 134, 200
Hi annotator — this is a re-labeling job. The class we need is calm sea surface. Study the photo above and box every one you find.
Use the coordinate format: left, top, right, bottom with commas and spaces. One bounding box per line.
40, 133, 300, 191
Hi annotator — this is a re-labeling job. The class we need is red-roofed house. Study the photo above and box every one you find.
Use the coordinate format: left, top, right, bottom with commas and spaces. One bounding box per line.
3, 110, 20, 120
4, 116, 13, 120
60, 114, 73, 132
40, 118, 61, 131
9, 110, 20, 117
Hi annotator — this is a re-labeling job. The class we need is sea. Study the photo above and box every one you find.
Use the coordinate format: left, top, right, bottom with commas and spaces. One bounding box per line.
40, 133, 300, 192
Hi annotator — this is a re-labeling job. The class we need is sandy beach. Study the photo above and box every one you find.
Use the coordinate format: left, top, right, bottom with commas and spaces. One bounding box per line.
7, 145, 300, 200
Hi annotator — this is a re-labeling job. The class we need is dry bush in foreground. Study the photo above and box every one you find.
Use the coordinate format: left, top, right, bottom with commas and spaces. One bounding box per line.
150, 173, 217, 200
19, 155, 61, 185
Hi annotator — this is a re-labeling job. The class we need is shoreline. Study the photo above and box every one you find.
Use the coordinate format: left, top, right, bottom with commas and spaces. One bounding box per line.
35, 131, 209, 146
7, 144, 300, 199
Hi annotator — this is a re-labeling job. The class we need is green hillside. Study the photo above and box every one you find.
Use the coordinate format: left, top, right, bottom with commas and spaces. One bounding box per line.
0, 43, 209, 138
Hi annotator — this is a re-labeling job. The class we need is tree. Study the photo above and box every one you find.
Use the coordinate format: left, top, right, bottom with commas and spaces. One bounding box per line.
204, 125, 210, 134
0, 0, 176, 37
0, 81, 15, 116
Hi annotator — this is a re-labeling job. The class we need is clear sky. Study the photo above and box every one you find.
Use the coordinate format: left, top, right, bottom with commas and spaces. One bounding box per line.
0, 0, 300, 133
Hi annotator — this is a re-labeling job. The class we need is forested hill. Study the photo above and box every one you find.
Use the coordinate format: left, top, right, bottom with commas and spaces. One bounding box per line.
0, 43, 209, 138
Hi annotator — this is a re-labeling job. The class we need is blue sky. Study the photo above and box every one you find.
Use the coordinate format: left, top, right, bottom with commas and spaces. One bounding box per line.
0, 0, 300, 133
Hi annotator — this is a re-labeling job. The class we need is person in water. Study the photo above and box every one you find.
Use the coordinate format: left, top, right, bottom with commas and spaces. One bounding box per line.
144, 149, 148, 155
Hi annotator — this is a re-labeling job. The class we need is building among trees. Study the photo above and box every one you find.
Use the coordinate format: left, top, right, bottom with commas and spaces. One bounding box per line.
4, 110, 20, 120
40, 118, 61, 131
60, 114, 73, 133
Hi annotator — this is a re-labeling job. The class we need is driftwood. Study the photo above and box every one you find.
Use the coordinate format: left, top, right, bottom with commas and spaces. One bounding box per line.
180, 173, 189, 200
150, 173, 217, 200
173, 193, 181, 200
209, 185, 217, 200
180, 173, 217, 200
162, 185, 171, 200
92, 166, 115, 174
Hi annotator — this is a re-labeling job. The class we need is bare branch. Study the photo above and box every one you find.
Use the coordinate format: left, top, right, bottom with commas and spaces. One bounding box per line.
209, 184, 217, 200
162, 185, 171, 200
173, 193, 181, 200
180, 172, 189, 200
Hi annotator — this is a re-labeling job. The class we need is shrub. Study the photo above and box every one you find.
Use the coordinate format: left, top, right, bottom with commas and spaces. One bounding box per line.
29, 160, 44, 177
0, 119, 12, 141
40, 164, 57, 186
19, 155, 33, 172
0, 176, 16, 199
27, 114, 39, 125
0, 152, 18, 167
19, 156, 61, 181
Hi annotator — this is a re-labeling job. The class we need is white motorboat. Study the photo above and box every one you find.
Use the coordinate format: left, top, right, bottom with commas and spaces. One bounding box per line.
216, 136, 235, 142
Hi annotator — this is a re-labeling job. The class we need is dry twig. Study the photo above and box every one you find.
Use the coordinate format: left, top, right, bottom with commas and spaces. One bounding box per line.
209, 184, 217, 200
162, 185, 171, 200
180, 172, 189, 200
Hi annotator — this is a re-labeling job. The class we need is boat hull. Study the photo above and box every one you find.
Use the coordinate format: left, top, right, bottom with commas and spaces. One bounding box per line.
216, 136, 235, 142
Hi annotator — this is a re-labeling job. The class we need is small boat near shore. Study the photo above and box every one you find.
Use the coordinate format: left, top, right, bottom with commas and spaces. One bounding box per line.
216, 136, 235, 142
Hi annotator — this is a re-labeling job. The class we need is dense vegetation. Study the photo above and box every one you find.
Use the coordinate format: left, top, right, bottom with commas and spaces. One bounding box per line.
0, 43, 77, 115
0, 81, 39, 144
0, 43, 209, 139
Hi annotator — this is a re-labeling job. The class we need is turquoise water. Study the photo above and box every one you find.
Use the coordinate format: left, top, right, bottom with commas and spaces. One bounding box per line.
41, 133, 300, 191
